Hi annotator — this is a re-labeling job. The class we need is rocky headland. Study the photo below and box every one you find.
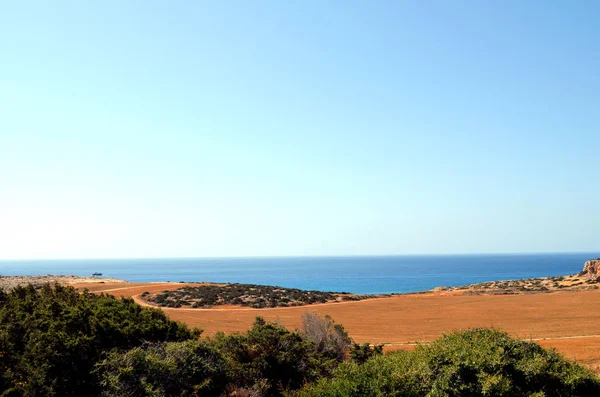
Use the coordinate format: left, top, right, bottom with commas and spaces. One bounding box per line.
581, 259, 600, 279
442, 259, 600, 295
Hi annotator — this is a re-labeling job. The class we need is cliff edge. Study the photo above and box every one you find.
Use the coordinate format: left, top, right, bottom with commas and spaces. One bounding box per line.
582, 259, 600, 279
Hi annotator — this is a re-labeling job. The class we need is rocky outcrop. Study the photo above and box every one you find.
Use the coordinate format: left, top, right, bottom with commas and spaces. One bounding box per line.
581, 259, 600, 279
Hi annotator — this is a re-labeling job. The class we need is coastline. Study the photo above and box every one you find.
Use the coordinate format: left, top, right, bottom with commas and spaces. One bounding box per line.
1, 253, 595, 295
1, 266, 598, 297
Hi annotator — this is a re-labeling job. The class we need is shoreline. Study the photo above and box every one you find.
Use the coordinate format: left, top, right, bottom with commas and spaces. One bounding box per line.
2, 256, 599, 297
1, 269, 598, 297
1, 254, 595, 292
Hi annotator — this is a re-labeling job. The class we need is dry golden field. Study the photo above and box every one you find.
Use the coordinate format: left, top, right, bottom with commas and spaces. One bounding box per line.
74, 282, 600, 372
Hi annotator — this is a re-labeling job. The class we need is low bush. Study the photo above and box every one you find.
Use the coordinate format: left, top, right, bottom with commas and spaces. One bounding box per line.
300, 312, 352, 363
349, 342, 383, 364
97, 340, 228, 397
209, 317, 330, 396
0, 284, 198, 397
296, 329, 600, 397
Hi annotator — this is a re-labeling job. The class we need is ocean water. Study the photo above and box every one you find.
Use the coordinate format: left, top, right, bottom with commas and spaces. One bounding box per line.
0, 253, 597, 294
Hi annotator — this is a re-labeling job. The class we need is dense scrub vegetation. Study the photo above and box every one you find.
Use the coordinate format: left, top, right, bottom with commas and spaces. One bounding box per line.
143, 283, 342, 308
98, 340, 229, 397
296, 328, 600, 397
0, 284, 197, 397
98, 313, 351, 397
1, 284, 599, 396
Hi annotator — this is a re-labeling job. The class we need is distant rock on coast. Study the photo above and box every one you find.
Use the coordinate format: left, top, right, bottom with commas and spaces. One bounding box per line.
582, 259, 600, 279
440, 258, 600, 295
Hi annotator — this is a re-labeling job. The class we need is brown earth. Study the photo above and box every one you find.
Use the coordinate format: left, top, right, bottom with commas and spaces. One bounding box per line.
0, 275, 125, 291
77, 282, 201, 294
74, 282, 600, 372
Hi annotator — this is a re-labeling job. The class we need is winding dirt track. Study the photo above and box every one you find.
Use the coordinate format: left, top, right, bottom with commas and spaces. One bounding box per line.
74, 282, 600, 371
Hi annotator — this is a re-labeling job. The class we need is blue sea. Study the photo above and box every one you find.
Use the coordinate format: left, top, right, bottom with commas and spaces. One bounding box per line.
0, 253, 597, 294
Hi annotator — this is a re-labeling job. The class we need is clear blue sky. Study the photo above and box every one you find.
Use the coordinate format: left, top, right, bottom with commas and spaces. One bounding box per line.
1, 1, 599, 259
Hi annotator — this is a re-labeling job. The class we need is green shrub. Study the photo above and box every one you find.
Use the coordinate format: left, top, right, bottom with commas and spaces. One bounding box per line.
349, 342, 383, 365
209, 317, 329, 396
296, 329, 600, 397
0, 284, 198, 397
97, 340, 228, 397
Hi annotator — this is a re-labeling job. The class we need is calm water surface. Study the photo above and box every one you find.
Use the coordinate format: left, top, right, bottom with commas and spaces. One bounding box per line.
0, 253, 597, 294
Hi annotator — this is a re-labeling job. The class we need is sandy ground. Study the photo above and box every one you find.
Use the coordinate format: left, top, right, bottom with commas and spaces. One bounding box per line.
74, 281, 600, 371
0, 275, 125, 290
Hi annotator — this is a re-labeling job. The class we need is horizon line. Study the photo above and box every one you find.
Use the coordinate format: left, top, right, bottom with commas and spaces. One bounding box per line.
1, 250, 599, 262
